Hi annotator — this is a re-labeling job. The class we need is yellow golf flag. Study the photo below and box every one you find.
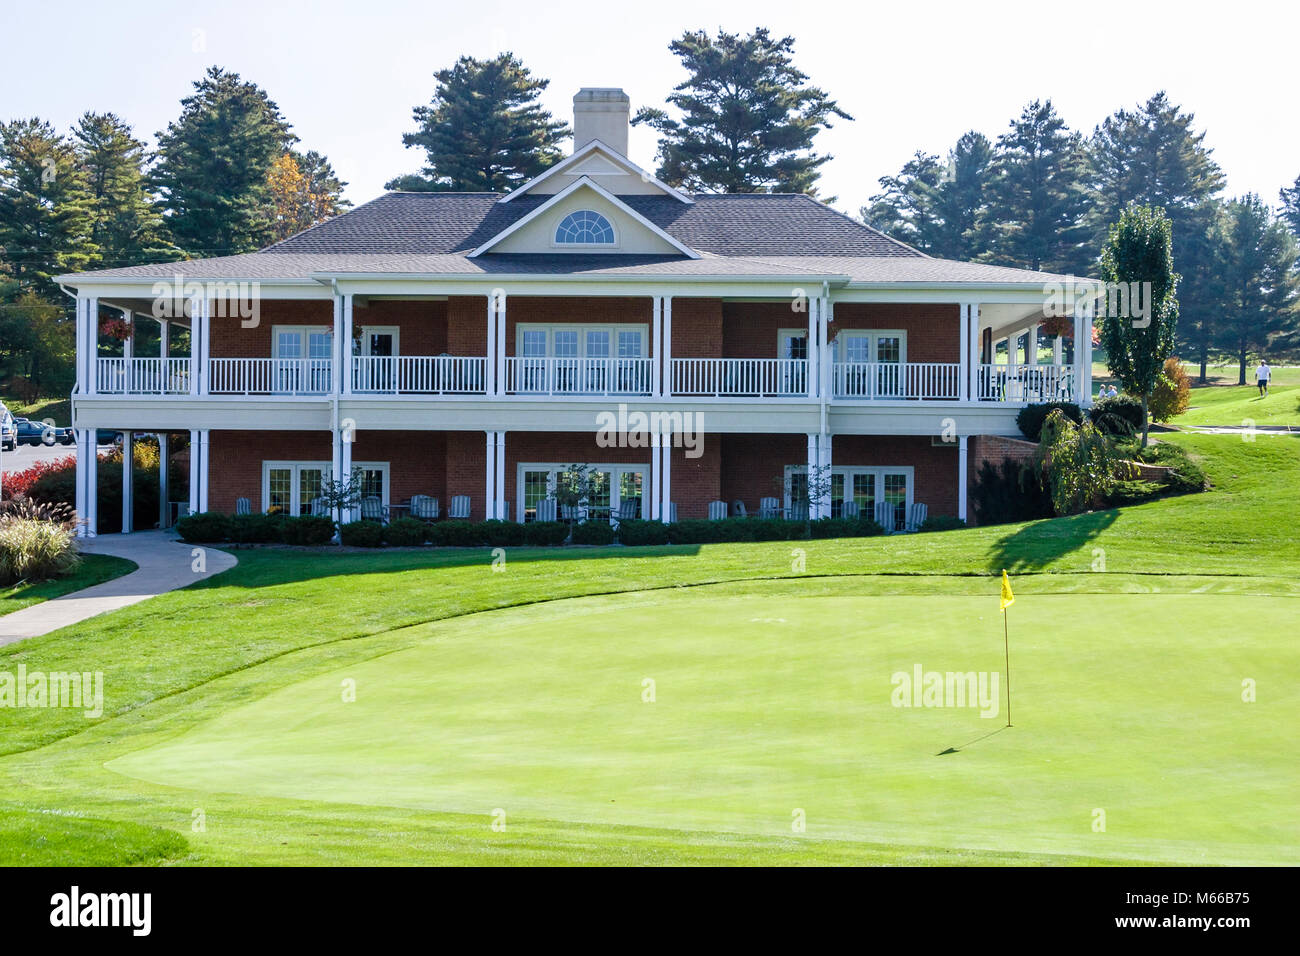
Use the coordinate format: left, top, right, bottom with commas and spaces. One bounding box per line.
999, 570, 1015, 611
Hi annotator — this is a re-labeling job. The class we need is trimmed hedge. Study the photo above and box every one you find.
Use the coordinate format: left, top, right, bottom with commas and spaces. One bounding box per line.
521, 521, 569, 547
918, 515, 968, 533
278, 515, 335, 546
615, 519, 671, 546
382, 517, 428, 546
571, 520, 616, 545
229, 513, 283, 544
176, 512, 233, 543
1016, 402, 1083, 441
339, 520, 385, 548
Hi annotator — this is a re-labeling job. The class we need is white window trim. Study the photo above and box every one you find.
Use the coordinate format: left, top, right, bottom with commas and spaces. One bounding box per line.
515, 462, 649, 523
777, 328, 809, 359
551, 209, 620, 249
515, 323, 649, 358
261, 460, 390, 515
835, 329, 908, 364
272, 325, 332, 359
782, 465, 914, 516
358, 326, 401, 357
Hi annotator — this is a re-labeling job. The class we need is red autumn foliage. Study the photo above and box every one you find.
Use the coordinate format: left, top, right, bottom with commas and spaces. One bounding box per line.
2, 454, 76, 500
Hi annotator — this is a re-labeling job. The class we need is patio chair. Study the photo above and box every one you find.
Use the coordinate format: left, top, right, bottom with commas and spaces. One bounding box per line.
707, 500, 728, 520
235, 497, 251, 516
535, 498, 558, 522
758, 497, 780, 519
732, 500, 748, 518
787, 501, 809, 522
559, 503, 578, 522
615, 499, 639, 523
906, 502, 928, 532
875, 500, 895, 532
842, 500, 860, 519
665, 502, 678, 523
308, 497, 326, 517
410, 495, 440, 521
449, 495, 471, 519
360, 496, 387, 523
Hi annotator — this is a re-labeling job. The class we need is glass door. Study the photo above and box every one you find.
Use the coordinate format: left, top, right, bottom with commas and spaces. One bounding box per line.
360, 327, 397, 392
779, 330, 808, 394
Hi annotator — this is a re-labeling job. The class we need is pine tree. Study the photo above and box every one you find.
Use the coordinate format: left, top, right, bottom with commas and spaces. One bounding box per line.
152, 67, 295, 256
860, 152, 944, 250
388, 53, 567, 193
988, 100, 1092, 273
634, 28, 851, 195
1214, 195, 1299, 384
0, 118, 97, 299
1279, 174, 1300, 240
74, 112, 176, 269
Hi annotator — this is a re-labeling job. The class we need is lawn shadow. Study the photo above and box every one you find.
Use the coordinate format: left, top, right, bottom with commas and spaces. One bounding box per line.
986, 509, 1118, 572
937, 725, 1011, 755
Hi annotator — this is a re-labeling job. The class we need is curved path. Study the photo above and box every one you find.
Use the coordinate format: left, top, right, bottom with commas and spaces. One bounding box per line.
0, 531, 237, 646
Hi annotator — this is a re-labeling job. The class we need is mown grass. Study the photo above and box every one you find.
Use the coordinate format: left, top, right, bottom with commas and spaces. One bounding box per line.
0, 553, 136, 617
0, 432, 1294, 865
1177, 382, 1300, 428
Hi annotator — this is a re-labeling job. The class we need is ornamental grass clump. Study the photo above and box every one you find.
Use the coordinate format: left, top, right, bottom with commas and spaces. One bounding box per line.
0, 499, 81, 585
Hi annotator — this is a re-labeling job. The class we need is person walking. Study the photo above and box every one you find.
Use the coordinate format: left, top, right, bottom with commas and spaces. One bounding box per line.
1255, 359, 1271, 397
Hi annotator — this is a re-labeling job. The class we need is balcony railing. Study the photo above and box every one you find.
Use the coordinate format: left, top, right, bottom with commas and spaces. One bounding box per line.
672, 358, 807, 397
831, 361, 960, 400
96, 357, 191, 394
977, 363, 1075, 403
503, 356, 652, 396
352, 355, 486, 394
208, 358, 333, 395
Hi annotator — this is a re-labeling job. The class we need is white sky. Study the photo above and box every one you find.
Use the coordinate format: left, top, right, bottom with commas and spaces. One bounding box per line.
4, 0, 1297, 217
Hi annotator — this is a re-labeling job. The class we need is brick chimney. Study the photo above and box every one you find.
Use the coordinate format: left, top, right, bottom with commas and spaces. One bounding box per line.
572, 88, 630, 156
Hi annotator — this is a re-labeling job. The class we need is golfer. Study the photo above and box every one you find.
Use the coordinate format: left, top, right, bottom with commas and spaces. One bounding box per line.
1256, 359, 1271, 397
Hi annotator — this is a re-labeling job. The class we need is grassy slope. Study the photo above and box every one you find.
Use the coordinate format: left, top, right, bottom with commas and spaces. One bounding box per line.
0, 433, 1296, 865
1177, 383, 1300, 428
0, 554, 135, 617
1, 396, 71, 425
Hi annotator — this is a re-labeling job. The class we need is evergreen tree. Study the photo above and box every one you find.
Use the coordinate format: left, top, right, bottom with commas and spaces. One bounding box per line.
388, 53, 567, 193
988, 100, 1092, 273
152, 67, 295, 256
1214, 195, 1299, 384
860, 151, 944, 250
0, 118, 97, 299
73, 112, 176, 268
1279, 174, 1300, 240
1098, 205, 1180, 447
634, 28, 851, 195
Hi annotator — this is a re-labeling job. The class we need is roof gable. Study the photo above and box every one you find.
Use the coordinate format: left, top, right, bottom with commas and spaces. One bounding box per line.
497, 139, 693, 205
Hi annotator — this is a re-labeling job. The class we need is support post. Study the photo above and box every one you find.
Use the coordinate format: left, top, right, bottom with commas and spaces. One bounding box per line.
661, 297, 672, 398
84, 297, 99, 395
198, 430, 210, 513
341, 294, 354, 396
660, 431, 672, 522
121, 430, 134, 533
807, 297, 818, 398
340, 428, 354, 521
650, 438, 662, 521
484, 431, 496, 520
158, 432, 170, 529
332, 292, 345, 396
819, 432, 833, 518
1081, 300, 1095, 405
967, 304, 980, 401
958, 434, 969, 522
495, 431, 506, 521
651, 296, 662, 397
187, 430, 201, 516
496, 291, 507, 398
1028, 323, 1039, 365
806, 432, 819, 519
958, 304, 970, 401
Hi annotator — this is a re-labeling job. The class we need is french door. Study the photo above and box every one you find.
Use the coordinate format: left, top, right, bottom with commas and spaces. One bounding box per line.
273, 326, 333, 394
838, 331, 905, 398
785, 465, 912, 529
517, 463, 647, 522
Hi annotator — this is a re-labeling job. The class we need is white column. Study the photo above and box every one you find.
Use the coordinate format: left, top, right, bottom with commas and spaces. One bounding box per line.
818, 296, 830, 401
198, 430, 210, 513
188, 299, 200, 396
967, 304, 981, 401
1081, 300, 1095, 405
660, 431, 672, 522
158, 432, 170, 529
74, 297, 85, 394
958, 434, 969, 522
1028, 323, 1039, 366
484, 431, 496, 520
332, 293, 345, 396
84, 296, 99, 395
495, 431, 506, 520
1053, 333, 1063, 365
75, 430, 95, 536
187, 429, 201, 515
496, 292, 507, 399
819, 432, 833, 518
650, 439, 662, 520
121, 430, 134, 533
958, 304, 970, 402
807, 298, 818, 398
340, 428, 354, 521
651, 296, 663, 397
160, 319, 170, 359
341, 294, 354, 396
661, 297, 672, 398
806, 432, 819, 518
485, 294, 497, 396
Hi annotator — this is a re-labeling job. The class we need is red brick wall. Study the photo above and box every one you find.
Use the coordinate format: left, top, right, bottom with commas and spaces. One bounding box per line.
353, 430, 447, 506
669, 297, 722, 359
720, 433, 806, 510
209, 301, 332, 358
448, 296, 487, 356
833, 303, 960, 363
722, 302, 812, 358
207, 430, 331, 513
665, 440, 721, 519
504, 297, 653, 354
445, 430, 487, 520
834, 434, 959, 518
353, 300, 447, 355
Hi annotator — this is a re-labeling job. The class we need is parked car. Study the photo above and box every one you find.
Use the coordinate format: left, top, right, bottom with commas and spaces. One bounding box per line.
14, 418, 74, 447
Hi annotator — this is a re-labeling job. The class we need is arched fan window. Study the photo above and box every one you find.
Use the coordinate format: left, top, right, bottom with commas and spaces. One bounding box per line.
554, 210, 616, 245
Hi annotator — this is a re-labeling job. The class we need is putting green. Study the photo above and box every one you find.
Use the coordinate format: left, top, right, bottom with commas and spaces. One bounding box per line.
107, 587, 1300, 864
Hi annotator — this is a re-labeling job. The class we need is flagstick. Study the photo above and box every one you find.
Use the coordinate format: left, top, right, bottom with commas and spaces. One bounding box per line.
1003, 609, 1012, 728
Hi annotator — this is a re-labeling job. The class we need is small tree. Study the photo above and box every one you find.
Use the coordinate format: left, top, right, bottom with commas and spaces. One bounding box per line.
553, 464, 608, 532
316, 468, 363, 525
1098, 204, 1180, 447
1030, 410, 1131, 515
1148, 356, 1191, 422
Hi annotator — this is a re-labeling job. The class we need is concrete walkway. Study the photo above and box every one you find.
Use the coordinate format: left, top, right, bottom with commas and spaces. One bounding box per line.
0, 531, 237, 646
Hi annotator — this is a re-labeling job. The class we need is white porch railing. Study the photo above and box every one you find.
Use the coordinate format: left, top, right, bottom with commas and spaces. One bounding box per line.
208, 358, 333, 395
352, 355, 487, 394
671, 358, 808, 397
504, 356, 652, 396
831, 361, 960, 400
95, 357, 191, 394
977, 363, 1075, 403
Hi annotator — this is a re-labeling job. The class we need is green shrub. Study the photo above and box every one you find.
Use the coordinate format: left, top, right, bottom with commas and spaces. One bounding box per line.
571, 520, 616, 545
1016, 402, 1083, 441
744, 518, 806, 541
521, 521, 569, 546
0, 503, 80, 584
1090, 395, 1144, 436
970, 459, 1054, 526
918, 515, 967, 533
229, 513, 283, 544
430, 521, 487, 547
27, 462, 160, 534
339, 520, 385, 548
383, 517, 427, 546
176, 511, 232, 543
1032, 410, 1132, 515
278, 515, 336, 546
1104, 479, 1166, 506
482, 520, 526, 547
616, 519, 671, 546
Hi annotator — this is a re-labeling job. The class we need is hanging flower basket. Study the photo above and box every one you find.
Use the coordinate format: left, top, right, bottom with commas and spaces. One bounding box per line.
99, 318, 133, 341
1039, 315, 1073, 338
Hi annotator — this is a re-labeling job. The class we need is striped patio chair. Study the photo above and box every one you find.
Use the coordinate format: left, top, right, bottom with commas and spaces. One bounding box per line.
875, 500, 895, 531
906, 502, 928, 532
841, 500, 860, 519
788, 501, 809, 522
707, 500, 728, 520
535, 498, 558, 522
410, 495, 440, 521
234, 497, 251, 515
758, 497, 780, 519
360, 496, 387, 522
449, 495, 471, 519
